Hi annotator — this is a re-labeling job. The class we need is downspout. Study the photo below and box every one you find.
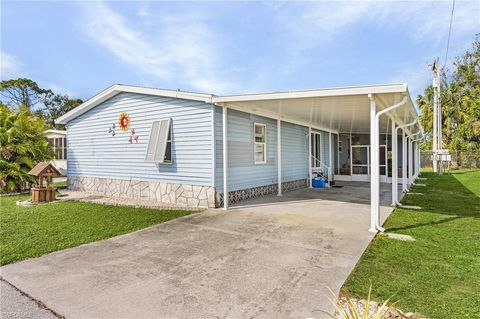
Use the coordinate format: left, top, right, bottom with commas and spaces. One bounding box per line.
370, 95, 408, 232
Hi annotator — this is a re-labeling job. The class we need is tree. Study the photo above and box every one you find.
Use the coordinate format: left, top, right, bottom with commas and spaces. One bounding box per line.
38, 94, 83, 129
417, 35, 480, 152
0, 103, 52, 193
0, 78, 53, 110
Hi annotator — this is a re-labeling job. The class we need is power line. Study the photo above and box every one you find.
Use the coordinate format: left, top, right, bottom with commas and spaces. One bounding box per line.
444, 0, 456, 68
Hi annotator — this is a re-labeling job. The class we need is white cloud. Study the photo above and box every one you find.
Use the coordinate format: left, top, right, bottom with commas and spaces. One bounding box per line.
272, 1, 479, 89
0, 52, 77, 97
79, 1, 232, 93
47, 83, 76, 97
278, 1, 479, 46
0, 51, 24, 79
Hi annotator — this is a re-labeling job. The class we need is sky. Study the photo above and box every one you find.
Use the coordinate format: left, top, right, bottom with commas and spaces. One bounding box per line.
1, 0, 479, 105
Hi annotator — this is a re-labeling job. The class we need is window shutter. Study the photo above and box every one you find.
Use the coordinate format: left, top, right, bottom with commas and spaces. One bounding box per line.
145, 121, 160, 162
145, 119, 171, 163
154, 119, 171, 163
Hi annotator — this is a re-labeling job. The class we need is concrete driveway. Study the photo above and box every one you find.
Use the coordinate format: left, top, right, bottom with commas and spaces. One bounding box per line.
1, 183, 394, 319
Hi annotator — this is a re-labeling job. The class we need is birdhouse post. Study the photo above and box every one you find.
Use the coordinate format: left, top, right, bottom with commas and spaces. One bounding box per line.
28, 162, 61, 202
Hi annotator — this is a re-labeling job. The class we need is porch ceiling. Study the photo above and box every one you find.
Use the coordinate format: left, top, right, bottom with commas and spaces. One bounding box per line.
214, 84, 422, 136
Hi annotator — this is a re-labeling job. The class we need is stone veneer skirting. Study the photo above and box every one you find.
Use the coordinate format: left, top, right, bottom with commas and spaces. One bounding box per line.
215, 178, 308, 207
68, 176, 216, 208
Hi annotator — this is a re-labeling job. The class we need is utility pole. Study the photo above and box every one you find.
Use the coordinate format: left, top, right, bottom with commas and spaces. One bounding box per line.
432, 58, 441, 173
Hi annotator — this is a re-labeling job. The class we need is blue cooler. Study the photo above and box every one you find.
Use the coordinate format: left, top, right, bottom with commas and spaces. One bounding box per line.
312, 177, 326, 188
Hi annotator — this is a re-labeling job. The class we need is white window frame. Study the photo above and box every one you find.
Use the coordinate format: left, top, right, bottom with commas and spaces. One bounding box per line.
144, 119, 173, 164
48, 137, 67, 160
253, 123, 267, 165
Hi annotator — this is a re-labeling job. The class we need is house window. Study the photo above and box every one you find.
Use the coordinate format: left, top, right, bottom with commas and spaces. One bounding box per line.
48, 137, 67, 160
145, 119, 172, 163
254, 123, 266, 164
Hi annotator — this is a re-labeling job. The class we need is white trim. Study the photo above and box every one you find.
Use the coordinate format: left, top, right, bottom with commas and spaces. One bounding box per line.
56, 84, 214, 124
277, 119, 282, 196
214, 83, 408, 103
351, 144, 369, 177
44, 129, 66, 135
253, 123, 267, 165
56, 83, 423, 141
47, 136, 67, 160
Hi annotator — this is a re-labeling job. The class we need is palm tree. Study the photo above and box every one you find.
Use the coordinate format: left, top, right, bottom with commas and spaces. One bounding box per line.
0, 103, 52, 193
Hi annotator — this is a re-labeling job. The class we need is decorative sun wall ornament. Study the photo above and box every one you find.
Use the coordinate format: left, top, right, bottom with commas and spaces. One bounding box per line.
129, 128, 139, 143
118, 112, 130, 131
108, 123, 116, 136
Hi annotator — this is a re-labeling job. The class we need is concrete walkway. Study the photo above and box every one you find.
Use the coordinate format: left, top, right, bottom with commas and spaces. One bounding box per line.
0, 280, 59, 319
1, 182, 394, 319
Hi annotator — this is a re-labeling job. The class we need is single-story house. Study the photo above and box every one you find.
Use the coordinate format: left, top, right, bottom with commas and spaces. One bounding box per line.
44, 129, 68, 175
56, 83, 424, 232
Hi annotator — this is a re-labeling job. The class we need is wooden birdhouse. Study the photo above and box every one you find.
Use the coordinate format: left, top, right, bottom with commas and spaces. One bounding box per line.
28, 162, 61, 202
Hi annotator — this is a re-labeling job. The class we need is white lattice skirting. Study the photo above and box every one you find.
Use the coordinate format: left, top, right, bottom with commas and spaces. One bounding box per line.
215, 178, 308, 207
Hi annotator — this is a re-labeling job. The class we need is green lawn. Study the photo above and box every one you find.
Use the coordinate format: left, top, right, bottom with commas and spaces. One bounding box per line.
342, 170, 480, 319
0, 195, 192, 266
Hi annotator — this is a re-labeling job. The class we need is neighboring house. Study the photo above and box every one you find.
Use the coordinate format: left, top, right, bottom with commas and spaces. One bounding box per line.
44, 129, 67, 176
56, 84, 423, 231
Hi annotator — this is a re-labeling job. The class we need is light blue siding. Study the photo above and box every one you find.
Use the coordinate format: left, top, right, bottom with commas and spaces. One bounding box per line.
281, 122, 309, 182
215, 107, 309, 192
67, 92, 214, 186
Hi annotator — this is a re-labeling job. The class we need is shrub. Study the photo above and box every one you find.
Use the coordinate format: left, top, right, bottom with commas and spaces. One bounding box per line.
325, 286, 391, 319
0, 103, 52, 193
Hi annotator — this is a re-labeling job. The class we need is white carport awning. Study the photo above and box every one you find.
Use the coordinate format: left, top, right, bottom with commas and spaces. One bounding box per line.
213, 83, 422, 137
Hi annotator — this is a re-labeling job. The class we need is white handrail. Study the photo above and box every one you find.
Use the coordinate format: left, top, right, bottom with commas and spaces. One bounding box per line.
311, 155, 331, 180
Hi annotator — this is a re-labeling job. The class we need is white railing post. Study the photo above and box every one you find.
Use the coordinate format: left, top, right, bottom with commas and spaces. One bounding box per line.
222, 105, 228, 210
277, 119, 282, 196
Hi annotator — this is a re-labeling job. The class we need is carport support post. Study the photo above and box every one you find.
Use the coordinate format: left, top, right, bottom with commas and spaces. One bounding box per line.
391, 121, 397, 206
223, 105, 228, 210
308, 127, 312, 188
329, 132, 333, 182
413, 141, 416, 179
402, 131, 408, 192
369, 94, 379, 232
417, 143, 420, 177
408, 138, 413, 186
277, 119, 282, 196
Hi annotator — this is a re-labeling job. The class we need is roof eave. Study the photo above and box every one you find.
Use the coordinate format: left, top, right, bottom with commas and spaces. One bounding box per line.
213, 83, 408, 103
55, 84, 214, 125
